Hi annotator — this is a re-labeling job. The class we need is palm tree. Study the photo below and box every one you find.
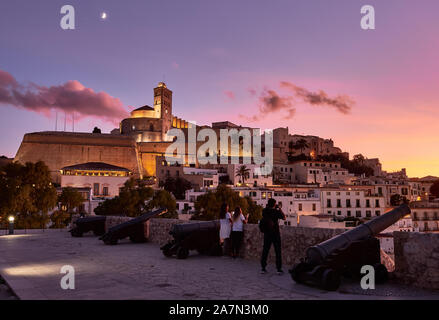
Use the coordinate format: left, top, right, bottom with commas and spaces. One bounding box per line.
293, 139, 310, 154
235, 165, 251, 185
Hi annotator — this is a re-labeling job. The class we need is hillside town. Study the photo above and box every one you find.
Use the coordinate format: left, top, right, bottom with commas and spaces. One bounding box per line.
2, 83, 438, 260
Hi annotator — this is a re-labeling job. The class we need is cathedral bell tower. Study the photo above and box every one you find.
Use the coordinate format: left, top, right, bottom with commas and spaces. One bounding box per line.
153, 82, 173, 139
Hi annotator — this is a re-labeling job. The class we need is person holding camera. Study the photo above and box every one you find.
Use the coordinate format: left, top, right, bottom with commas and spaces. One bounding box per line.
260, 198, 286, 274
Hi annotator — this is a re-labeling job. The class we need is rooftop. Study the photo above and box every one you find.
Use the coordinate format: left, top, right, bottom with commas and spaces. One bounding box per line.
133, 105, 154, 112
61, 162, 131, 172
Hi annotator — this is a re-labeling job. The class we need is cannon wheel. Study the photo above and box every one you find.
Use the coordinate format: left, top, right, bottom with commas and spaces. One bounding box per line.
93, 230, 105, 237
161, 242, 174, 257
196, 248, 208, 255
177, 247, 189, 259
289, 262, 311, 284
373, 263, 389, 284
71, 229, 83, 237
104, 238, 118, 245
129, 235, 147, 243
321, 268, 340, 291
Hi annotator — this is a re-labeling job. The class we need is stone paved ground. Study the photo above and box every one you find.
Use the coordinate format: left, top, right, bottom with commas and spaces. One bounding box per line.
0, 230, 438, 300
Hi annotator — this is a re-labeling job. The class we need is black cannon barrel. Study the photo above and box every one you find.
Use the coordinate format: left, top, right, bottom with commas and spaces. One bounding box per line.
107, 208, 167, 232
306, 204, 411, 265
75, 216, 106, 225
170, 220, 220, 237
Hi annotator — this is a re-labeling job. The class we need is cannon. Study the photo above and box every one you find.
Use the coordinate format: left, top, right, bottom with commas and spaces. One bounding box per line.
99, 208, 167, 245
289, 204, 411, 291
161, 220, 222, 259
70, 216, 106, 237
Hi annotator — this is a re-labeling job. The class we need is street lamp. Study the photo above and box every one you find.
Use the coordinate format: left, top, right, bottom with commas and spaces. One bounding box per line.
8, 216, 14, 235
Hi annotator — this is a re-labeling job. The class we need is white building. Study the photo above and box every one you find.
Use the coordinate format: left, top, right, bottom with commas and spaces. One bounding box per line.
410, 200, 439, 232
299, 214, 347, 229
275, 160, 354, 186
320, 187, 386, 219
60, 162, 132, 214
223, 163, 273, 187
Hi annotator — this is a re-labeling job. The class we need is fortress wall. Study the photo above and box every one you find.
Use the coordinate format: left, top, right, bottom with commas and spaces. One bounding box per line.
14, 132, 141, 183
138, 142, 173, 177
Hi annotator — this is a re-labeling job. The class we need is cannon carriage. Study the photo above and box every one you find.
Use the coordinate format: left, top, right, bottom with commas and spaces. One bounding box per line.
99, 208, 167, 245
161, 220, 222, 259
70, 216, 106, 237
289, 204, 411, 291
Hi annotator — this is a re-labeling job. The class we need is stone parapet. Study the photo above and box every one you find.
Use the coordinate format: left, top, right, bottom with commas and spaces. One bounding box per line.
394, 231, 439, 290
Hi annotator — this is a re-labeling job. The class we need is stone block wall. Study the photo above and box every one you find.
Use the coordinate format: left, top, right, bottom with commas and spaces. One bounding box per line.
240, 224, 346, 266
105, 216, 132, 230
394, 232, 439, 289
148, 218, 186, 244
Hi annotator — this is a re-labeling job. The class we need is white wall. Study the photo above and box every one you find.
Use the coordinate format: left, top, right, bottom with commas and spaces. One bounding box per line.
61, 175, 129, 198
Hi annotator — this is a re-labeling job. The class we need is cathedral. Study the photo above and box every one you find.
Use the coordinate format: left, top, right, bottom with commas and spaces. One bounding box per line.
13, 82, 242, 182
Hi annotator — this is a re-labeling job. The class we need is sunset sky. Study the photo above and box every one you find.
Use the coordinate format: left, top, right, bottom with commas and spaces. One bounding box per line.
1, 0, 438, 177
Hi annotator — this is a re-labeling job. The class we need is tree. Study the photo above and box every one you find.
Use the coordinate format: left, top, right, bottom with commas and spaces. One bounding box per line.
0, 161, 57, 229
148, 189, 178, 219
50, 210, 70, 228
293, 139, 310, 154
192, 185, 262, 223
94, 178, 154, 217
353, 154, 366, 165
92, 127, 102, 134
235, 165, 250, 185
160, 177, 192, 200
318, 153, 374, 177
244, 196, 263, 224
431, 180, 439, 199
59, 187, 84, 215
390, 194, 408, 206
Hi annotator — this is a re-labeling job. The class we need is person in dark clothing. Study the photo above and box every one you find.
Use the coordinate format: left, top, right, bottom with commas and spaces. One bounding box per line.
230, 207, 248, 258
260, 198, 286, 274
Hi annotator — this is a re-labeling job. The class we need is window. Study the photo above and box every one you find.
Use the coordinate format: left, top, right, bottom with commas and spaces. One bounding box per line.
93, 183, 100, 196
375, 210, 381, 216
337, 199, 341, 208
356, 210, 362, 217
366, 199, 371, 208
347, 210, 351, 217
298, 203, 303, 211
327, 199, 332, 208
346, 199, 351, 208
337, 211, 342, 215
366, 210, 372, 217
103, 187, 109, 196
312, 203, 316, 211
356, 199, 360, 207
375, 199, 380, 207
